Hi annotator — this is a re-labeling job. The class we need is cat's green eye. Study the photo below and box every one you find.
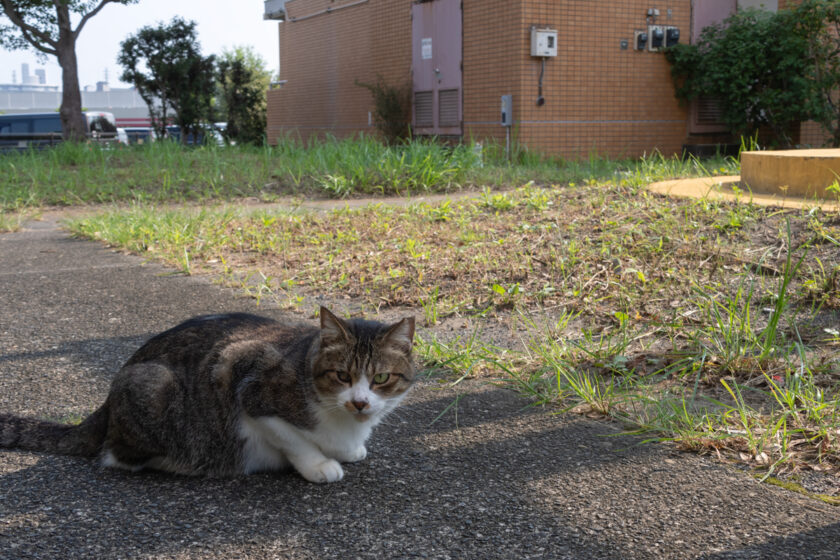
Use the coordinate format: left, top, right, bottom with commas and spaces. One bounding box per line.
334, 371, 351, 384
372, 372, 390, 385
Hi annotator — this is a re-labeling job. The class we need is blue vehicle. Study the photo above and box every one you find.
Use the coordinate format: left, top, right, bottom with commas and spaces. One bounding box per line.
0, 111, 118, 150
165, 124, 225, 146
122, 127, 157, 145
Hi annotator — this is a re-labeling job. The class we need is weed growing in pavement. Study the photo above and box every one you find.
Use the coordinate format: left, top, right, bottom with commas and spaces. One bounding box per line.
0, 206, 34, 232
421, 286, 442, 326
415, 329, 499, 382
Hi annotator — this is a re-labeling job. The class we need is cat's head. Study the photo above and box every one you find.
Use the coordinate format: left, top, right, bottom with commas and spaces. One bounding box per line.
311, 307, 415, 422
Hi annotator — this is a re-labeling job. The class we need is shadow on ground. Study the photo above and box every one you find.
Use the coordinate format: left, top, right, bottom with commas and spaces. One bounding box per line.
0, 387, 650, 559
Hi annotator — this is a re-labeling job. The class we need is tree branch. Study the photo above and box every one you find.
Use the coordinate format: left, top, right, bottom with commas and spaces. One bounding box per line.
0, 0, 58, 53
74, 0, 120, 40
18, 23, 58, 55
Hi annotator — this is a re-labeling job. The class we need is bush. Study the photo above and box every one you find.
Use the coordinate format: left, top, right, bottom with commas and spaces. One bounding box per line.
665, 8, 815, 147
356, 76, 412, 145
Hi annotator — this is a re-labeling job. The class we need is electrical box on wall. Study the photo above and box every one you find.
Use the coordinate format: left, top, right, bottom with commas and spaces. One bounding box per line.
501, 95, 513, 127
665, 26, 680, 47
634, 30, 648, 51
647, 25, 664, 51
530, 28, 558, 57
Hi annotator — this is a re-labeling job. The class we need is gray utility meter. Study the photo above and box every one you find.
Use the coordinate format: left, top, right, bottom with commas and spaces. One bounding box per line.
501, 95, 513, 127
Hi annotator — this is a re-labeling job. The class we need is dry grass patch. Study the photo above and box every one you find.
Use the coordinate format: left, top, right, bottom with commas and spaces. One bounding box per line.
68, 181, 840, 483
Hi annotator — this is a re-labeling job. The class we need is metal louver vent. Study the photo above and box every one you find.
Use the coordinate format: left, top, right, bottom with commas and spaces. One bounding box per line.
695, 97, 724, 125
438, 89, 459, 126
414, 91, 433, 127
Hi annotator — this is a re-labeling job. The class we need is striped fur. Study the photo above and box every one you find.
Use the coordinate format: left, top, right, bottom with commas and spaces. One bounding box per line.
0, 307, 415, 481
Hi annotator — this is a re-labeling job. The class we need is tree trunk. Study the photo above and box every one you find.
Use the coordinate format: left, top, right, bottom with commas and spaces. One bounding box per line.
55, 5, 87, 142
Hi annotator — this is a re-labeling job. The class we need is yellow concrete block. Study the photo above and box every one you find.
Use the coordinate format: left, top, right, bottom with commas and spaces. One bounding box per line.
741, 149, 840, 199
648, 176, 840, 211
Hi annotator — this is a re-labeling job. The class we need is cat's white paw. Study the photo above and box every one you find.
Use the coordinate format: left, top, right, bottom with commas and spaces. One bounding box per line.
342, 445, 367, 463
298, 458, 344, 483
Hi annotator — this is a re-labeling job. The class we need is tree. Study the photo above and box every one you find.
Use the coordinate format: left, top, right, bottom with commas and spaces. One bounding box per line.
216, 46, 270, 145
118, 17, 215, 143
0, 0, 138, 141
665, 8, 814, 147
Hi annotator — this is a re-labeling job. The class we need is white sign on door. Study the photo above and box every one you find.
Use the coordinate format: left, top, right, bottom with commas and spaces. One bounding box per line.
421, 38, 432, 60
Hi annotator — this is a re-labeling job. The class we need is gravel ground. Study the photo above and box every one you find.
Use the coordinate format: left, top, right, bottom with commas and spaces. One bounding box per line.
1, 217, 840, 559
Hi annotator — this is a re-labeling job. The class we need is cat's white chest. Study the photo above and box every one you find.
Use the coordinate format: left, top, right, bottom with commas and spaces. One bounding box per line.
311, 408, 373, 458
238, 416, 290, 473
237, 411, 374, 475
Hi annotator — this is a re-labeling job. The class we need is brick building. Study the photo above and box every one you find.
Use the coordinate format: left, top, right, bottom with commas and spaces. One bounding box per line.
264, 0, 816, 158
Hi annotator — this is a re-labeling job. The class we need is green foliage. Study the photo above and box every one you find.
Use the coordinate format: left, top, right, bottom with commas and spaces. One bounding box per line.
118, 17, 215, 142
665, 7, 815, 147
355, 75, 412, 145
216, 46, 271, 145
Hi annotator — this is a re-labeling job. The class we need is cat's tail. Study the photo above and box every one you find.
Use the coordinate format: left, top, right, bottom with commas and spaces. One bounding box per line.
0, 404, 108, 457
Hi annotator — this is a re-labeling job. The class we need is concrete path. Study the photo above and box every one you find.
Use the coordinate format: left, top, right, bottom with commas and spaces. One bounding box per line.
1, 216, 839, 559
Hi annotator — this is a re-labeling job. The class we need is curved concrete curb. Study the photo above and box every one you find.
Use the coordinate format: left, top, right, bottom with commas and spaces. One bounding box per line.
742, 149, 840, 199
649, 175, 840, 211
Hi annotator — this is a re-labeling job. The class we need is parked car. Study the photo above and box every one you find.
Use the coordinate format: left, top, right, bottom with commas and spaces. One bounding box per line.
165, 124, 225, 146
0, 111, 119, 150
84, 112, 119, 140
122, 127, 157, 145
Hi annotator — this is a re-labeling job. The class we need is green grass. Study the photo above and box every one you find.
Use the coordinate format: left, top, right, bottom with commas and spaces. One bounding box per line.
16, 134, 840, 481
0, 135, 739, 212
64, 173, 840, 479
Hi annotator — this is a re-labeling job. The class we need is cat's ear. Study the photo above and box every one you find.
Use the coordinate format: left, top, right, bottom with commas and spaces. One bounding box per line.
382, 316, 415, 354
319, 307, 351, 345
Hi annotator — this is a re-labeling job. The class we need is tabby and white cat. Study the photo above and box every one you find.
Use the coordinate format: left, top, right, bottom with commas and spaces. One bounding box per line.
0, 307, 415, 483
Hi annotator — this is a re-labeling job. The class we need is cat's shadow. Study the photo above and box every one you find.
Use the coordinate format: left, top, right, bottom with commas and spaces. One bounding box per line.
0, 333, 149, 376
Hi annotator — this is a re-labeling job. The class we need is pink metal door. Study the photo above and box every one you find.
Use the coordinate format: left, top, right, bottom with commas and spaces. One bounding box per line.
412, 0, 462, 136
691, 0, 736, 42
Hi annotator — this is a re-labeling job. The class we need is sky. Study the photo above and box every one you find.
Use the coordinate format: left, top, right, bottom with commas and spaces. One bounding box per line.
0, 1, 280, 89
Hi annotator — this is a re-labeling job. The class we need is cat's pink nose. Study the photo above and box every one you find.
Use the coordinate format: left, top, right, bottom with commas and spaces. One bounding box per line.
351, 400, 368, 412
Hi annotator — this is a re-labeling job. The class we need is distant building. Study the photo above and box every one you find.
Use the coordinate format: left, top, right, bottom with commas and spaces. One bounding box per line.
0, 64, 151, 127
20, 63, 32, 84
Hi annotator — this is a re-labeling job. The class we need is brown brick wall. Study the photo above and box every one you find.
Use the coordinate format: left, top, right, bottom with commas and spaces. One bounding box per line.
457, 0, 691, 157
516, 0, 690, 157
801, 121, 832, 148
268, 0, 693, 157
267, 0, 412, 143
461, 1, 523, 149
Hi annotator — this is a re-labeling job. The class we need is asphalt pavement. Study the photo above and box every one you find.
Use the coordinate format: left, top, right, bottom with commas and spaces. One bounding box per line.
1, 215, 839, 559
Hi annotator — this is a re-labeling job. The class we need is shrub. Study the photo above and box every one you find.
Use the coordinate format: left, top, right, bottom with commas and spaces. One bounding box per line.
356, 76, 412, 145
665, 8, 815, 147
